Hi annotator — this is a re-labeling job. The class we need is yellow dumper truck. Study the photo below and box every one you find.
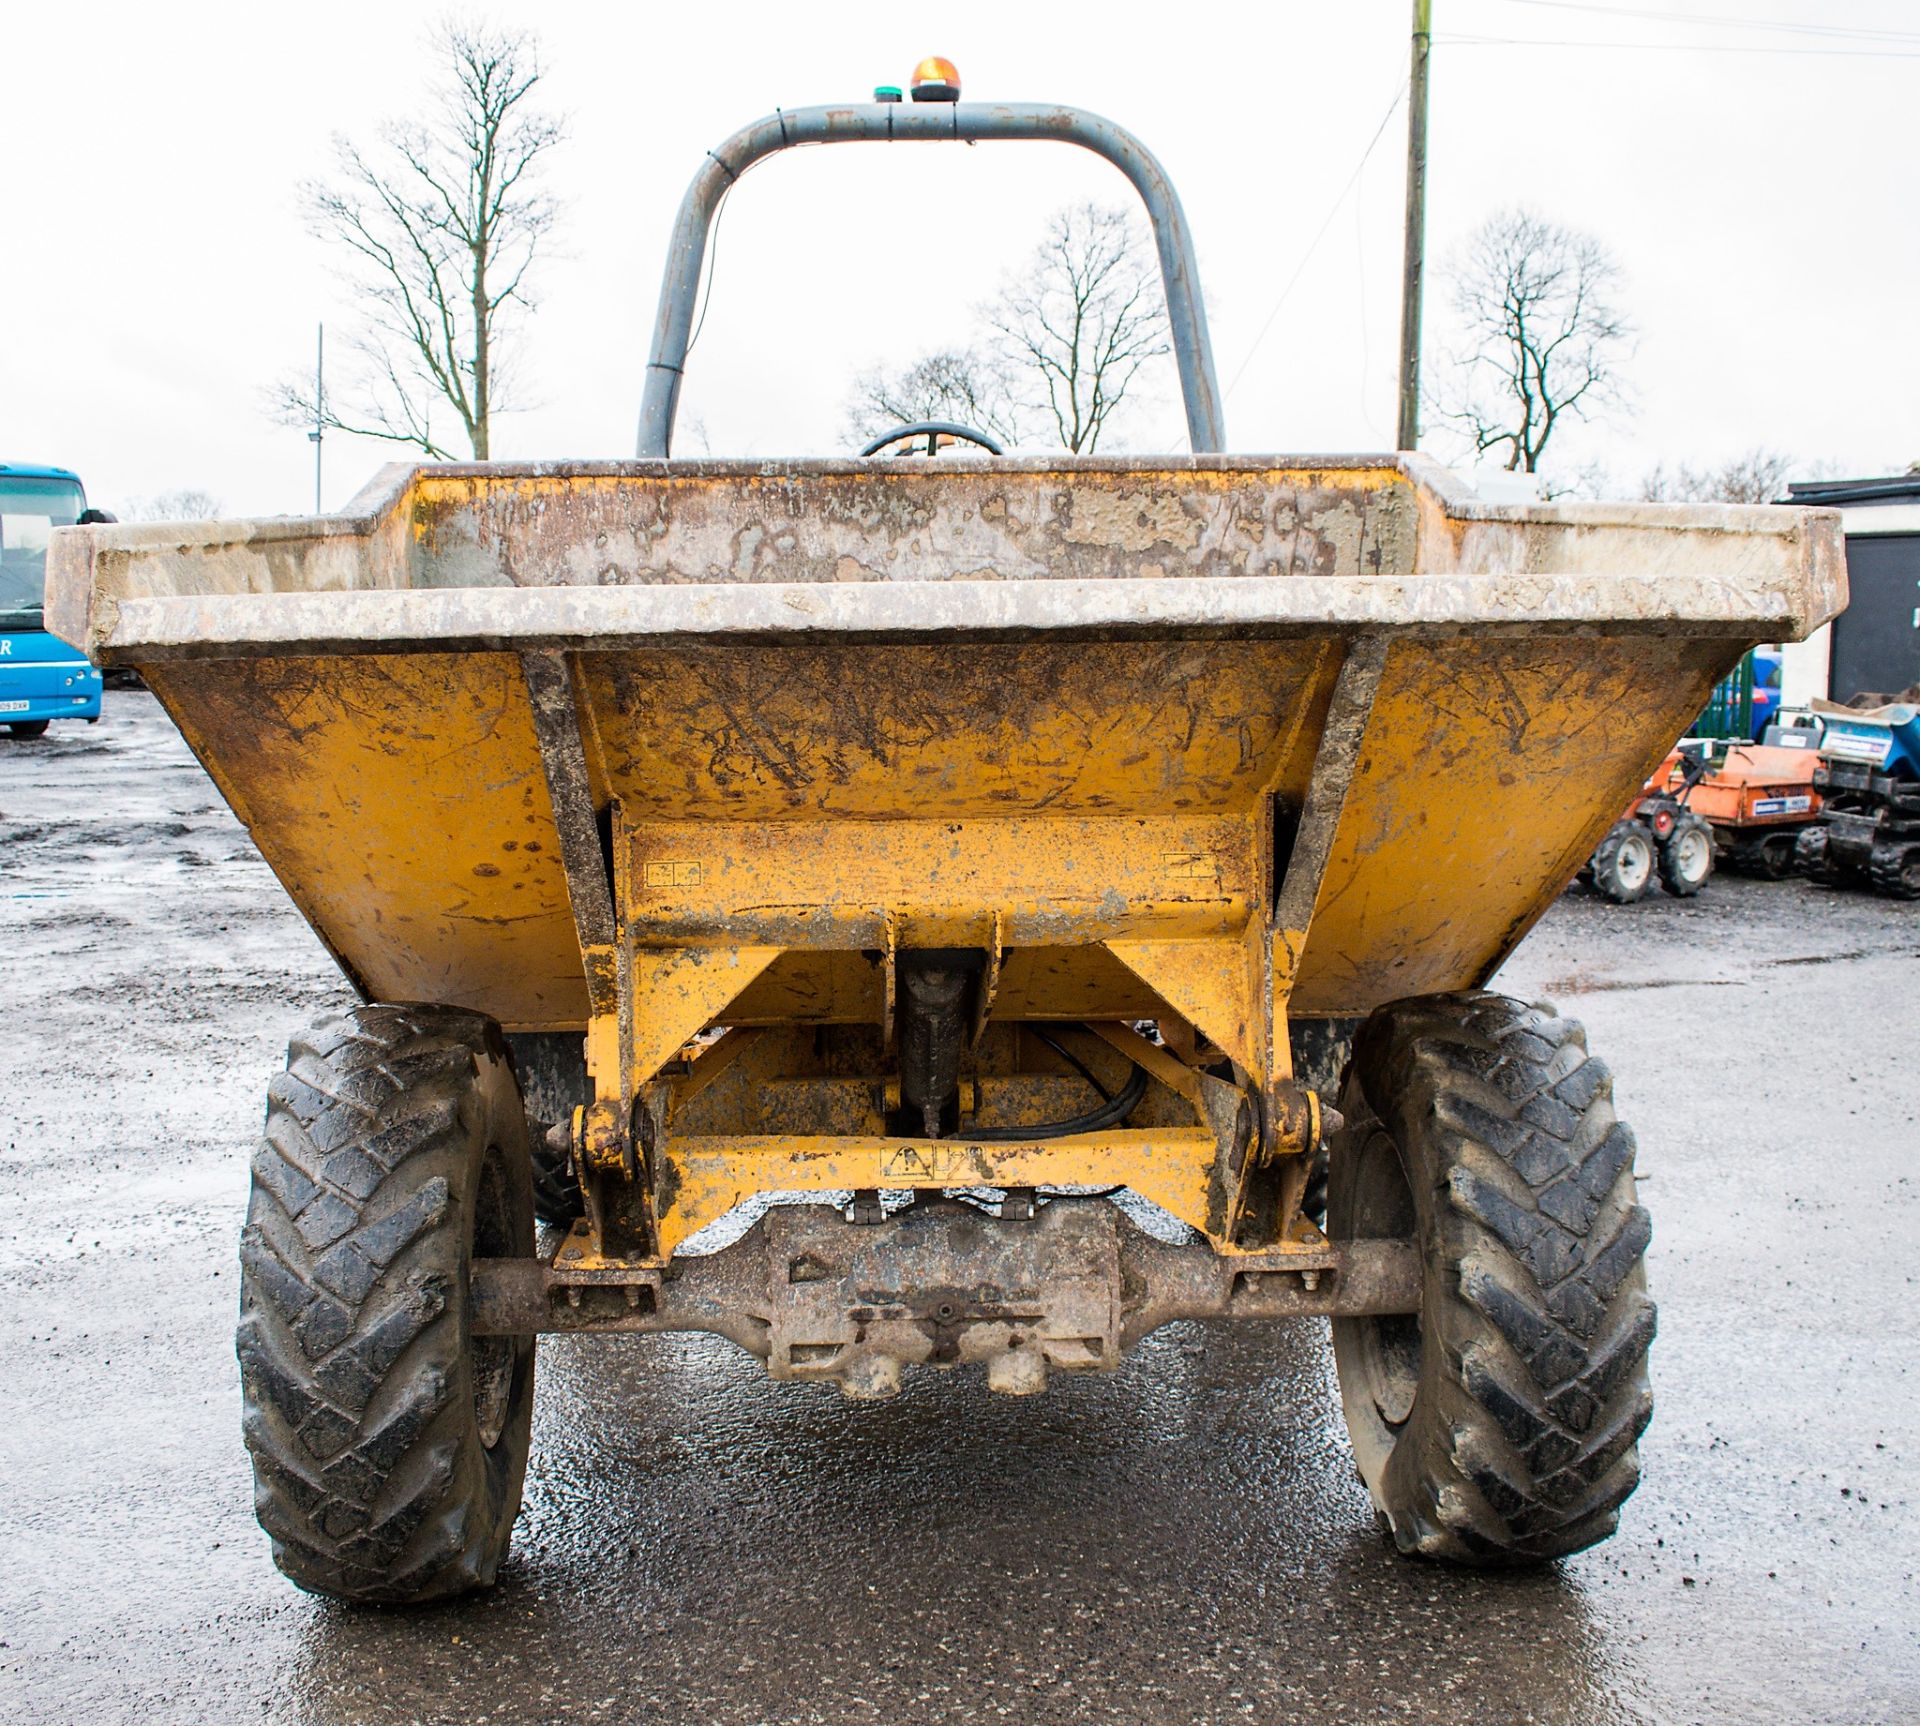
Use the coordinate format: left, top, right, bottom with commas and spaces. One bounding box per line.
49, 91, 1843, 1603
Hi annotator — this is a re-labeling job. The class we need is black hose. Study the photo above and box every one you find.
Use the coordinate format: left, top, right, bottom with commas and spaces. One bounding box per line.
968, 1029, 1148, 1142
1029, 1027, 1112, 1103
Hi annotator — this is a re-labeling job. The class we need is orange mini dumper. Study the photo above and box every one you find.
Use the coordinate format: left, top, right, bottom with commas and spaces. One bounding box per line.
1587, 740, 1823, 901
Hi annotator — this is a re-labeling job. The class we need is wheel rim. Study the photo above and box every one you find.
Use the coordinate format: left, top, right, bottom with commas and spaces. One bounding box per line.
1675, 827, 1711, 883
1617, 835, 1653, 894
1349, 1126, 1422, 1429
470, 1142, 516, 1450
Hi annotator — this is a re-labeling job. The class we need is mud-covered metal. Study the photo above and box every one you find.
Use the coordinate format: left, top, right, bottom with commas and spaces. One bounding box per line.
468, 1197, 1422, 1399
44, 453, 1847, 1264
635, 102, 1224, 457
46, 458, 1840, 657
595, 1020, 1303, 1260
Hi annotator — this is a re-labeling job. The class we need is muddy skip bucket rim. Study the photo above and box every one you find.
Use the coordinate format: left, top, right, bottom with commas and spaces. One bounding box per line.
46, 453, 1845, 665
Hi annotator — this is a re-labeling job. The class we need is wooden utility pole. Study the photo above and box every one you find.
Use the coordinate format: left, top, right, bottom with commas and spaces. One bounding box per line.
1396, 0, 1432, 451
309, 325, 325, 514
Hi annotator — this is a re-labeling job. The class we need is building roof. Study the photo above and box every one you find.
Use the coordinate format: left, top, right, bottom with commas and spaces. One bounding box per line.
1787, 475, 1920, 507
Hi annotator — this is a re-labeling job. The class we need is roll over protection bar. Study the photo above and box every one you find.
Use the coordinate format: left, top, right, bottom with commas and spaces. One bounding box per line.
636, 102, 1226, 458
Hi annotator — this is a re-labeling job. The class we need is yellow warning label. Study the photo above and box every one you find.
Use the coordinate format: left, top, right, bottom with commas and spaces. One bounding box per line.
881, 1145, 973, 1180
642, 860, 703, 889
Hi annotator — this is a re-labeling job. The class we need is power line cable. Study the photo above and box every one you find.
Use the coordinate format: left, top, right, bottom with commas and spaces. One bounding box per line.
1441, 30, 1920, 56
1353, 144, 1393, 447
683, 153, 780, 363
1490, 0, 1920, 46
1221, 79, 1409, 403
683, 185, 730, 361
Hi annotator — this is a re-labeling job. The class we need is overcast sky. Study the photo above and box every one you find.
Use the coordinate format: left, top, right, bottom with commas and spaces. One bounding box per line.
8, 0, 1916, 517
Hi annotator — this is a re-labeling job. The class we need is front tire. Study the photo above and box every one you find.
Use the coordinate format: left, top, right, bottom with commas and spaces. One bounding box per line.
1588, 820, 1654, 904
5, 720, 50, 740
237, 1004, 535, 1603
1657, 810, 1714, 896
1328, 991, 1654, 1566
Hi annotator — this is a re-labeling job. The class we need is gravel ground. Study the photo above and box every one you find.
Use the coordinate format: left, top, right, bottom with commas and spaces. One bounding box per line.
1, 692, 1915, 1725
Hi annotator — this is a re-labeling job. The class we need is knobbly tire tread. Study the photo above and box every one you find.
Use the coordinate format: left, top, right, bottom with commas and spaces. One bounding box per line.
237, 1003, 535, 1603
1301, 1148, 1329, 1229
528, 1134, 584, 1228
1726, 832, 1797, 881
1329, 990, 1655, 1567
1656, 810, 1714, 897
1868, 841, 1920, 901
502, 1033, 586, 1227
1793, 825, 1826, 877
1589, 820, 1653, 904
1795, 825, 1847, 886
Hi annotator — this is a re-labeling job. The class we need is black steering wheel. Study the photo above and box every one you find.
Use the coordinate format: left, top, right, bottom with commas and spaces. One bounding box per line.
858, 420, 1005, 458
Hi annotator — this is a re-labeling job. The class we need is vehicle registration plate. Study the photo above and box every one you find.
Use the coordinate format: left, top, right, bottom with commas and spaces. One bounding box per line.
0, 700, 30, 714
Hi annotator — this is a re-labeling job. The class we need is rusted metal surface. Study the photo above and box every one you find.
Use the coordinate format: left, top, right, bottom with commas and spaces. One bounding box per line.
640, 1015, 1236, 1255
520, 650, 617, 1014
635, 104, 1225, 457
1272, 632, 1389, 985
1288, 633, 1736, 1013
1116, 1228, 1421, 1347
78, 573, 1834, 663
45, 457, 1845, 664
894, 955, 976, 1137
468, 1198, 1421, 1399
411, 460, 1412, 589
44, 454, 1848, 1266
598, 1018, 1325, 1258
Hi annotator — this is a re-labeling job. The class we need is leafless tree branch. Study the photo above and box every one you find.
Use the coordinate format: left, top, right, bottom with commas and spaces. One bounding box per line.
129, 489, 224, 522
847, 203, 1173, 456
1429, 207, 1633, 476
842, 348, 1028, 449
1639, 448, 1812, 505
269, 19, 565, 461
986, 203, 1171, 453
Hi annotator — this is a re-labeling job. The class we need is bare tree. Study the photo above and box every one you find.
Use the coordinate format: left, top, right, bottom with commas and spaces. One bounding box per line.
271, 22, 564, 460
131, 489, 224, 521
844, 202, 1171, 455
988, 203, 1171, 453
843, 348, 1025, 449
1431, 208, 1632, 474
1639, 448, 1798, 505
1536, 460, 1615, 503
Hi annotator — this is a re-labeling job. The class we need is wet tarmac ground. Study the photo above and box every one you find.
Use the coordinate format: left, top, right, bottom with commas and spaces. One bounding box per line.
1, 693, 1916, 1725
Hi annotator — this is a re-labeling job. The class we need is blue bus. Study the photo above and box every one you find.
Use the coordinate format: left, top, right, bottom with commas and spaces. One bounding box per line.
0, 463, 106, 738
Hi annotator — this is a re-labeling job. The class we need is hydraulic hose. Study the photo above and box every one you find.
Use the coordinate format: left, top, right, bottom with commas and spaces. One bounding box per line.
968, 1028, 1149, 1142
